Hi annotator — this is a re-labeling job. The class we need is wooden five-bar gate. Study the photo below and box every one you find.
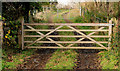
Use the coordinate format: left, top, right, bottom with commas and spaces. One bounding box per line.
22, 22, 113, 50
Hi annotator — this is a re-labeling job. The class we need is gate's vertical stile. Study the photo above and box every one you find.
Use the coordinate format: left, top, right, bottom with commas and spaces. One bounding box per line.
22, 18, 24, 50
108, 20, 113, 50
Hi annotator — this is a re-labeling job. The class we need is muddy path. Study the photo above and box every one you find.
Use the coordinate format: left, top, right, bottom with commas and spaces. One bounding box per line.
74, 50, 101, 69
17, 49, 56, 69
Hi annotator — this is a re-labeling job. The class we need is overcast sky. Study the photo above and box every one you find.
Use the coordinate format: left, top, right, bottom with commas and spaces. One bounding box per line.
57, 0, 120, 5
57, 0, 87, 5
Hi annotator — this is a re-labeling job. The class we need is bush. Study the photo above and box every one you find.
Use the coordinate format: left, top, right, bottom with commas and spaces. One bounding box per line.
4, 21, 21, 48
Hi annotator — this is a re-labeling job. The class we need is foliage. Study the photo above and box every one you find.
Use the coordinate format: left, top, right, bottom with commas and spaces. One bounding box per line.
4, 21, 21, 48
45, 49, 78, 69
0, 15, 1, 21
2, 2, 29, 21
2, 2, 50, 21
74, 16, 85, 23
82, 2, 119, 19
30, 2, 50, 12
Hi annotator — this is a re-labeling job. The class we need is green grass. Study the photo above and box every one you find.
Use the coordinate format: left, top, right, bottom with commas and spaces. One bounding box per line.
2, 49, 35, 69
45, 49, 78, 69
98, 32, 119, 69
98, 49, 118, 69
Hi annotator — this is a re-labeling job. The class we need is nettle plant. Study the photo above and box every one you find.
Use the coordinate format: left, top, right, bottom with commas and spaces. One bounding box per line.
4, 21, 21, 48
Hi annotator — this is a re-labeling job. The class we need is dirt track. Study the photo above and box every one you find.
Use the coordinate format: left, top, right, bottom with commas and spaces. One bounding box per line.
17, 49, 56, 69
74, 50, 101, 69
17, 49, 101, 69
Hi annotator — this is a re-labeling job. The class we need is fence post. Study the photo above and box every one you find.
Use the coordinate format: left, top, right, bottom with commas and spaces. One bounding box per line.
43, 6, 45, 13
108, 20, 112, 50
79, 6, 82, 16
22, 18, 24, 50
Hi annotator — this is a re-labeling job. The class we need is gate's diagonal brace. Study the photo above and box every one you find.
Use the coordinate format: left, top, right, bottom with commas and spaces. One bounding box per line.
27, 26, 64, 47
27, 26, 44, 36
25, 25, 63, 48
67, 27, 105, 47
46, 37, 63, 47
67, 26, 107, 49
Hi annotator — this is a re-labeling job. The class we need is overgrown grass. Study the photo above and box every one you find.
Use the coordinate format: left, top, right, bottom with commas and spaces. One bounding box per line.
45, 49, 78, 69
98, 32, 119, 69
2, 48, 35, 69
98, 49, 118, 69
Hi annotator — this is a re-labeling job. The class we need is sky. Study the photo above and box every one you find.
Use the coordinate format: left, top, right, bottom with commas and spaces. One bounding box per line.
57, 0, 88, 6
56, 0, 119, 5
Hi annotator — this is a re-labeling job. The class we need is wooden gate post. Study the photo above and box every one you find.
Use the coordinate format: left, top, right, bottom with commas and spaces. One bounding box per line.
108, 20, 112, 50
0, 21, 3, 47
17, 17, 24, 49
21, 18, 24, 50
110, 18, 118, 49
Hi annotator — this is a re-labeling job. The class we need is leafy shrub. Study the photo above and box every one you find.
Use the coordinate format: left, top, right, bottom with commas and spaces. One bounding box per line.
4, 21, 21, 48
74, 16, 85, 23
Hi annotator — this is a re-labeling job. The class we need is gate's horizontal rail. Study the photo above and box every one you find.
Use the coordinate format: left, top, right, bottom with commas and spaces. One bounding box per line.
24, 35, 110, 38
24, 41, 108, 43
27, 46, 106, 49
24, 29, 109, 32
24, 23, 113, 26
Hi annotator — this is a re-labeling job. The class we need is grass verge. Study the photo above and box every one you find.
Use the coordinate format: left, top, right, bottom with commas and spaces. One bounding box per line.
2, 48, 35, 69
45, 49, 78, 69
98, 49, 118, 69
98, 32, 119, 69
